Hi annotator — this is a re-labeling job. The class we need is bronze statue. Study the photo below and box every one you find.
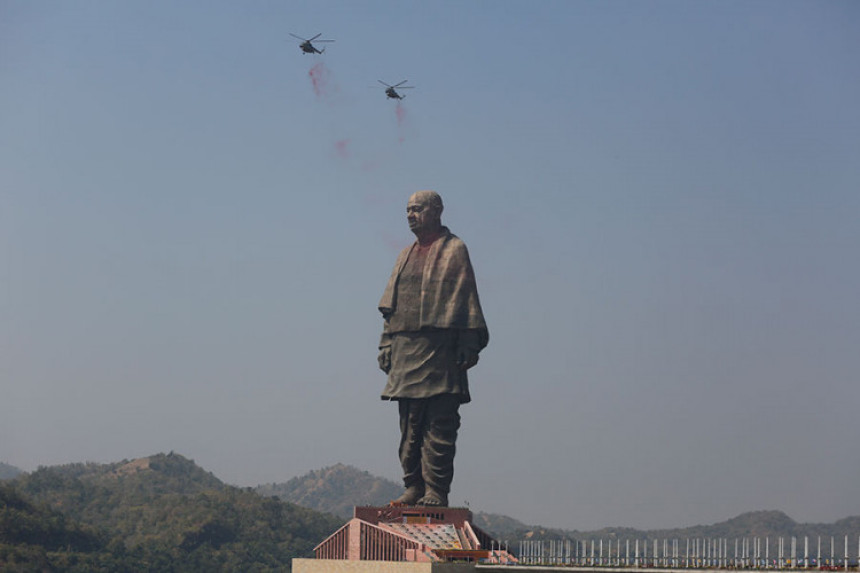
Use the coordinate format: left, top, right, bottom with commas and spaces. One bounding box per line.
378, 190, 488, 507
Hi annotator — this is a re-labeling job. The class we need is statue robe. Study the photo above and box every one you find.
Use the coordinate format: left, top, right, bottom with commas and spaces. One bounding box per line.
378, 227, 488, 403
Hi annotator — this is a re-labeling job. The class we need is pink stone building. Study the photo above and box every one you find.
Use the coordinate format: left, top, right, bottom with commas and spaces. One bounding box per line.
314, 506, 517, 564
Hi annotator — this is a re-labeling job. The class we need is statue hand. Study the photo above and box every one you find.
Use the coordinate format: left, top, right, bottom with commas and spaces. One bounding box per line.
457, 347, 479, 370
378, 347, 391, 374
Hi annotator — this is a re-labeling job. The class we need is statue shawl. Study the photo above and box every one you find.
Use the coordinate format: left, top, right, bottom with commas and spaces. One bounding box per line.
379, 227, 488, 349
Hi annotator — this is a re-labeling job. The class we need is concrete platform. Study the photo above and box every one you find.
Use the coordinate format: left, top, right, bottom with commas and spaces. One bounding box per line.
293, 559, 477, 573
313, 506, 515, 564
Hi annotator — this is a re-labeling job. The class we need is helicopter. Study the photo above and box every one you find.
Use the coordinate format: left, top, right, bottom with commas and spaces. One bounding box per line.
289, 33, 334, 55
378, 80, 414, 100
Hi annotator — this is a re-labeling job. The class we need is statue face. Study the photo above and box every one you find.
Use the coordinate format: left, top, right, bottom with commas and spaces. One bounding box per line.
406, 194, 439, 234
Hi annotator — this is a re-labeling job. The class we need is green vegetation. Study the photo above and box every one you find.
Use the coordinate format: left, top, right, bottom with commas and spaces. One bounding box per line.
493, 510, 860, 546
2, 453, 343, 571
256, 463, 403, 519
0, 482, 108, 571
0, 462, 23, 481
254, 464, 860, 545
253, 463, 531, 537
5, 455, 858, 569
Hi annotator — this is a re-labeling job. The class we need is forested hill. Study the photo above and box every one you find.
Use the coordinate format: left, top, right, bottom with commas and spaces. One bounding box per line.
254, 463, 528, 536
497, 510, 860, 544
0, 482, 104, 569
5, 455, 858, 570
2, 453, 343, 571
256, 463, 403, 519
256, 464, 860, 544
0, 462, 23, 480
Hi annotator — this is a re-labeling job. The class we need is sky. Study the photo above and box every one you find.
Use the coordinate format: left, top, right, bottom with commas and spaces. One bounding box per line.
2, 1, 859, 531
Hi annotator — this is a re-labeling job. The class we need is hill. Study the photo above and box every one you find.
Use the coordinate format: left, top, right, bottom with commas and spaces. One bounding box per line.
256, 463, 403, 519
260, 464, 860, 546
7, 455, 857, 569
0, 481, 108, 570
497, 510, 860, 547
5, 452, 343, 571
254, 464, 528, 536
0, 462, 23, 480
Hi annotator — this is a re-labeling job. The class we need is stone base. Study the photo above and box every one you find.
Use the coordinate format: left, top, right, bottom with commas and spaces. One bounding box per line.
310, 506, 516, 564
292, 559, 476, 573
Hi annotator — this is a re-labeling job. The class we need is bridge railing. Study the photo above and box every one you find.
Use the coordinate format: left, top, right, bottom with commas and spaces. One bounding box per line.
510, 536, 860, 569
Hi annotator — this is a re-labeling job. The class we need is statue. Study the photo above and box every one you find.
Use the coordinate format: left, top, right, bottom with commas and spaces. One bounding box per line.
377, 190, 488, 507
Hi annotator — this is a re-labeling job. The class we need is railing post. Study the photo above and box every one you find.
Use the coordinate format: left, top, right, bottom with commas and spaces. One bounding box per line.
818, 537, 821, 568
686, 538, 690, 568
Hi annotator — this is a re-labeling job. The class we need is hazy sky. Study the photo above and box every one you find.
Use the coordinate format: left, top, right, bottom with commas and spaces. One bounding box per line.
2, 1, 858, 531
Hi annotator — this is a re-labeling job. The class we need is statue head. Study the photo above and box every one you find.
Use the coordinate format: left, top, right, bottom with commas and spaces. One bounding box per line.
407, 190, 443, 238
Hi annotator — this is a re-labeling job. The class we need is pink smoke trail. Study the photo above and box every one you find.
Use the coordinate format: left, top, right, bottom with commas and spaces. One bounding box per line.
334, 139, 350, 159
361, 159, 381, 172
395, 103, 408, 144
308, 62, 330, 98
382, 232, 410, 254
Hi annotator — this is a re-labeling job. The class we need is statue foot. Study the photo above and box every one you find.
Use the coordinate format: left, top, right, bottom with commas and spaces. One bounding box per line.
392, 485, 424, 505
417, 490, 448, 507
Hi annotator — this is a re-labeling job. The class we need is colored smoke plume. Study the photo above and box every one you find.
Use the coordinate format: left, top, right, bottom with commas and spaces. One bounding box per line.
308, 62, 330, 98
334, 139, 350, 159
382, 232, 410, 253
395, 103, 408, 144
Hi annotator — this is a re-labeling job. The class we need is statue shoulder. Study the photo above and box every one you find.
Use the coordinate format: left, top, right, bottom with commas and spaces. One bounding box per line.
439, 232, 471, 260
440, 229, 467, 250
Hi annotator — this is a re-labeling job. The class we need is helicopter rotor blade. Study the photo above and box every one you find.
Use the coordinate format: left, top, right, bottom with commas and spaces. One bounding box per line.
393, 80, 409, 87
309, 33, 322, 41
378, 80, 393, 87
289, 33, 307, 41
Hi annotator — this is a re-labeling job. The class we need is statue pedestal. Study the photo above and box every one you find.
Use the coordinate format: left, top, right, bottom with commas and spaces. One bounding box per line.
292, 560, 478, 573
309, 505, 517, 565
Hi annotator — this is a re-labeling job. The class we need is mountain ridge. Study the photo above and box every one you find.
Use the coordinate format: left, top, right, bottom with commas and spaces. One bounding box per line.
5, 454, 858, 569
256, 462, 403, 519
0, 462, 23, 480
258, 463, 860, 543
3, 452, 343, 571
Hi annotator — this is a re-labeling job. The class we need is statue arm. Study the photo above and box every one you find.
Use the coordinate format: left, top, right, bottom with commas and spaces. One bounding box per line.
379, 318, 392, 347
456, 329, 482, 370
378, 321, 392, 373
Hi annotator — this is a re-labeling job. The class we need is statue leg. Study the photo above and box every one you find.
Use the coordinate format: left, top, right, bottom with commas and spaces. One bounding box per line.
417, 394, 461, 507
394, 399, 425, 505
